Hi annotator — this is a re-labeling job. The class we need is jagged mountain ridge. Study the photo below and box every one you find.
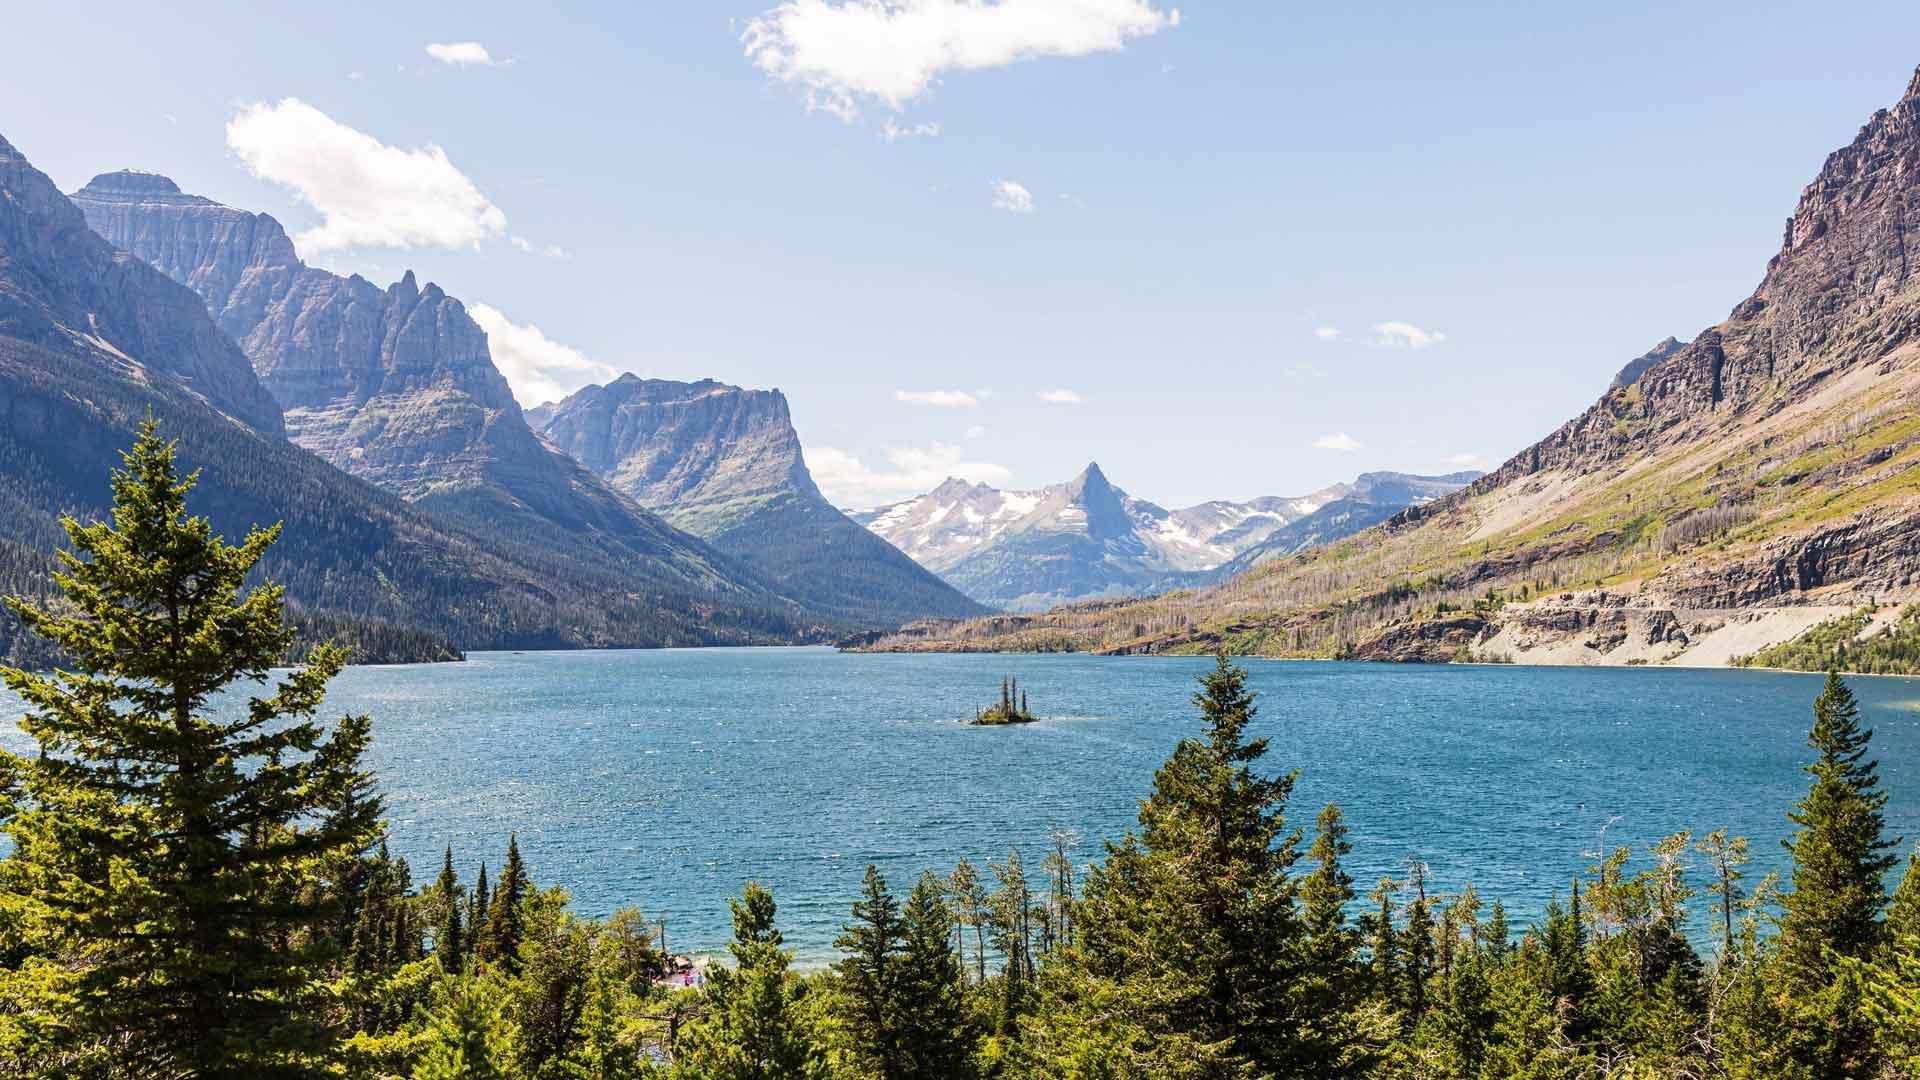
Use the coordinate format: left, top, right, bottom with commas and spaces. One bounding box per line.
69, 171, 815, 614
0, 134, 813, 665
532, 376, 985, 624
852, 64, 1920, 664
853, 464, 1475, 611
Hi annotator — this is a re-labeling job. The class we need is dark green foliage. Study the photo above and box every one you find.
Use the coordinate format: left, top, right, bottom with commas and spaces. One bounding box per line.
484, 835, 532, 975
0, 419, 380, 1075
673, 882, 824, 1080
1735, 606, 1920, 674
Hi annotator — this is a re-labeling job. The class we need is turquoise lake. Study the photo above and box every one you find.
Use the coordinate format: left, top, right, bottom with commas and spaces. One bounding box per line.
5, 649, 1919, 961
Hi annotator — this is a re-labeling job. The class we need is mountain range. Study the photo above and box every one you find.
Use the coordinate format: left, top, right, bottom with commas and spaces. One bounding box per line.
528, 377, 983, 624
851, 464, 1476, 610
65, 169, 977, 633
854, 65, 1920, 666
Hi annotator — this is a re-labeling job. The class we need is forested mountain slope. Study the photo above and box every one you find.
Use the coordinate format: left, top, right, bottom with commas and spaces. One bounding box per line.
69, 172, 800, 619
858, 65, 1920, 666
531, 376, 984, 624
0, 134, 813, 666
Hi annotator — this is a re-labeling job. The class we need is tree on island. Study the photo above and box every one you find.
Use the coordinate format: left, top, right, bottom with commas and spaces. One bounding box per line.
0, 419, 380, 1075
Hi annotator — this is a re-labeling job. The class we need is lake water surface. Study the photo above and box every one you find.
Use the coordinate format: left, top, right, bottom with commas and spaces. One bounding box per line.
5, 649, 1919, 961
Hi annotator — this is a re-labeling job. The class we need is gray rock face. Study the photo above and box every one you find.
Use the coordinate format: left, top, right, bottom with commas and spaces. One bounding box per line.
855, 465, 1476, 611
534, 377, 985, 624
0, 153, 282, 433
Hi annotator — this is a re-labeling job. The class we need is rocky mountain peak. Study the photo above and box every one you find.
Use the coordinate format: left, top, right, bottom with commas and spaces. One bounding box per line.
930, 476, 987, 499
82, 169, 185, 197
1610, 336, 1687, 389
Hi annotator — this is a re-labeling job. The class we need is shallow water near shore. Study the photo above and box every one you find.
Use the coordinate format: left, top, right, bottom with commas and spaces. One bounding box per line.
5, 648, 1918, 962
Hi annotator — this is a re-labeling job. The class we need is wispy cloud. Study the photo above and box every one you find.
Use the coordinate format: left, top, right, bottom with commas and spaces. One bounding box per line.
992, 179, 1035, 213
1372, 321, 1447, 350
469, 304, 619, 408
426, 41, 500, 66
226, 99, 506, 254
881, 119, 942, 142
1284, 362, 1327, 379
807, 443, 1011, 507
1313, 432, 1364, 451
896, 389, 980, 407
1443, 452, 1485, 468
510, 236, 571, 259
1037, 388, 1083, 405
1312, 326, 1343, 341
743, 0, 1180, 120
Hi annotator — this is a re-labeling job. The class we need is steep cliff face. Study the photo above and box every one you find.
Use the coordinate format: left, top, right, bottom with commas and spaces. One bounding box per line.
534, 377, 984, 624
69, 172, 776, 599
0, 135, 813, 664
853, 65, 1920, 666
0, 154, 282, 434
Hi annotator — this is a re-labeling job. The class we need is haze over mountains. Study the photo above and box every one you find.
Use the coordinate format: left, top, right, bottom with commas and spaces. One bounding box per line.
853, 463, 1476, 610
66, 169, 979, 632
857, 65, 1920, 666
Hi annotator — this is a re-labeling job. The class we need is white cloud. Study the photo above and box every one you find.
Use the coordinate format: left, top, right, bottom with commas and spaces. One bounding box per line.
881, 119, 942, 142
992, 179, 1035, 213
510, 236, 571, 259
1313, 432, 1364, 451
1037, 388, 1083, 404
807, 443, 1012, 507
1372, 321, 1447, 350
964, 424, 988, 439
1312, 325, 1343, 341
469, 303, 620, 408
896, 389, 980, 407
226, 99, 507, 254
1444, 453, 1485, 468
426, 41, 498, 66
743, 0, 1180, 120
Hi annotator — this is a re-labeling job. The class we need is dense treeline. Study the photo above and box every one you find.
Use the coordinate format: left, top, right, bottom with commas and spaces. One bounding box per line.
1737, 606, 1920, 676
4, 427, 1920, 1078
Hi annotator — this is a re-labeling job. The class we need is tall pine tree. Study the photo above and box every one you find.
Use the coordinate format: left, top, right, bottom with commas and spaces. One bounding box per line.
674, 882, 824, 1080
834, 864, 907, 1078
0, 420, 379, 1076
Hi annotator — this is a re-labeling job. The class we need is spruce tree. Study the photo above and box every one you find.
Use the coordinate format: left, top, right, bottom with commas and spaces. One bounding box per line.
896, 872, 978, 1080
485, 834, 530, 974
435, 846, 465, 974
0, 420, 379, 1075
471, 862, 490, 961
834, 864, 906, 1078
1780, 670, 1899, 983
673, 882, 824, 1080
947, 858, 988, 983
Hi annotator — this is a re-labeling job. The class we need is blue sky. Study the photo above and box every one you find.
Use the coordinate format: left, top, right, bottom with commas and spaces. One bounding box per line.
5, 1, 1917, 507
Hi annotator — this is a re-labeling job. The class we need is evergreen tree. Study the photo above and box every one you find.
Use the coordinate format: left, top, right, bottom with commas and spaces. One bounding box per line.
486, 835, 530, 974
434, 846, 465, 974
1024, 654, 1308, 1076
1888, 849, 1920, 947
0, 420, 379, 1076
411, 976, 518, 1080
1696, 828, 1750, 960
1401, 865, 1436, 1025
674, 882, 824, 1080
947, 858, 988, 983
1298, 804, 1372, 1076
834, 864, 907, 1078
1781, 670, 1899, 984
471, 862, 491, 961
896, 872, 978, 1080
988, 849, 1036, 1032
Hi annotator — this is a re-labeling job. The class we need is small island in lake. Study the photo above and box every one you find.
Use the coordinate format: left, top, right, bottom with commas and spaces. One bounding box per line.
973, 676, 1038, 725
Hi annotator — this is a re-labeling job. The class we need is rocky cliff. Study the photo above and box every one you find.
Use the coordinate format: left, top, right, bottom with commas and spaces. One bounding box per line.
0, 134, 814, 664
70, 172, 792, 607
533, 377, 984, 624
852, 64, 1920, 667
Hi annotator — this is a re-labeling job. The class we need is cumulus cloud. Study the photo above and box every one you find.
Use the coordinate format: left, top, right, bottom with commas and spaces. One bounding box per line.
1037, 388, 1082, 404
1372, 321, 1447, 350
881, 119, 942, 142
426, 41, 498, 66
469, 304, 620, 408
226, 99, 507, 254
807, 443, 1012, 507
992, 179, 1035, 213
743, 0, 1180, 119
1313, 432, 1364, 451
896, 389, 980, 407
1312, 326, 1343, 341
